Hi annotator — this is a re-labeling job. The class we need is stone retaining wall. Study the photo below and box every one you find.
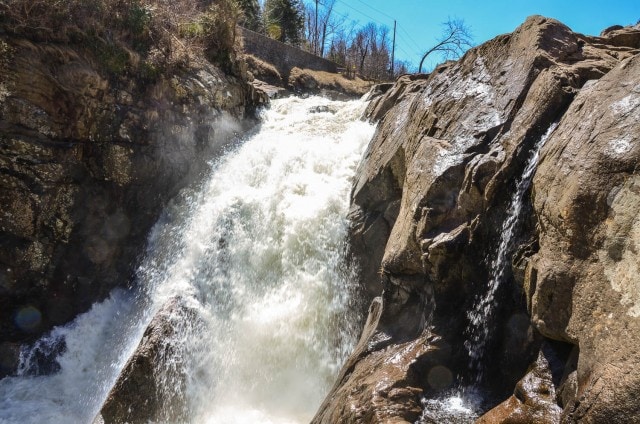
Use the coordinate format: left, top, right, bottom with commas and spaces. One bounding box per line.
239, 27, 338, 78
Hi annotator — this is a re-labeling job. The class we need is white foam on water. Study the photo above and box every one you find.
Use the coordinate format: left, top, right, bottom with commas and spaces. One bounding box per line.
179, 97, 374, 423
0, 289, 147, 424
0, 96, 375, 424
418, 389, 482, 423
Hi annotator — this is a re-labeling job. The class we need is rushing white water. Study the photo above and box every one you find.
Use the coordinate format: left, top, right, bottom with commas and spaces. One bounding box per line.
419, 390, 481, 423
0, 96, 375, 424
464, 123, 558, 382
0, 290, 145, 424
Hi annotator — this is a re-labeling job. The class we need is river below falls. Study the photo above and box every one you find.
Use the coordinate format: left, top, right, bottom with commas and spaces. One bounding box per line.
0, 96, 376, 424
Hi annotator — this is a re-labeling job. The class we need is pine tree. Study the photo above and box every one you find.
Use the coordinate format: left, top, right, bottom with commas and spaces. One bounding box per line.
236, 0, 263, 32
264, 0, 304, 45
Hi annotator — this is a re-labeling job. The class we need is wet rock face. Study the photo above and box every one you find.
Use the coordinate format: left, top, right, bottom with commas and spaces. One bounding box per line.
314, 16, 640, 423
0, 37, 264, 358
98, 297, 204, 424
477, 342, 570, 424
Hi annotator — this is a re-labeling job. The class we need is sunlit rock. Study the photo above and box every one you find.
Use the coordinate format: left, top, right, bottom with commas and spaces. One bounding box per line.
314, 16, 640, 423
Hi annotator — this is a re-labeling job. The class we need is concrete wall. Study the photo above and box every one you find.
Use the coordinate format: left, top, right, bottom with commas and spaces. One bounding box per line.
240, 27, 338, 78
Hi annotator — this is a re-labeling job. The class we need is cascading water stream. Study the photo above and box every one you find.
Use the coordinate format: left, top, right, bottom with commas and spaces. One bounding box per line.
418, 123, 558, 423
0, 96, 375, 424
464, 123, 557, 384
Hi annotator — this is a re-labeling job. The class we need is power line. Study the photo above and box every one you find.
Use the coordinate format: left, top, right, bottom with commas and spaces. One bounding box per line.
394, 28, 422, 62
398, 24, 424, 52
328, 7, 357, 25
351, 0, 395, 21
396, 33, 422, 55
310, 0, 424, 65
396, 45, 413, 60
333, 0, 390, 28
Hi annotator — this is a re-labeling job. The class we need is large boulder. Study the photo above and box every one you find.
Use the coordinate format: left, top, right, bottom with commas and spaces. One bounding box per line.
477, 342, 569, 423
97, 297, 204, 423
314, 16, 639, 423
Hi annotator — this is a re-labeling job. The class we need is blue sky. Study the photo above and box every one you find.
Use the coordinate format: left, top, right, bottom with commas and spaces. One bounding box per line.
327, 0, 640, 70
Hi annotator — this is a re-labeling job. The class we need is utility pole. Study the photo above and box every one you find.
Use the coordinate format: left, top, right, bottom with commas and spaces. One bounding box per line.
391, 19, 396, 79
315, 0, 319, 55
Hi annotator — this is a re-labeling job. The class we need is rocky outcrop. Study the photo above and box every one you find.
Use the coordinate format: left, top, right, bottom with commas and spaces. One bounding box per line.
288, 67, 374, 100
97, 297, 204, 424
244, 58, 375, 100
478, 51, 640, 423
527, 51, 640, 423
314, 17, 640, 423
0, 31, 266, 373
477, 342, 569, 423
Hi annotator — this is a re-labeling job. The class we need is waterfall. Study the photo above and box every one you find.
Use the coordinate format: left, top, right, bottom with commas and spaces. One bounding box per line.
0, 96, 375, 424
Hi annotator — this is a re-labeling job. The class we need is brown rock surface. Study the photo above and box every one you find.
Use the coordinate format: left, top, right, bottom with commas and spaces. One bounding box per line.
98, 296, 204, 424
0, 34, 265, 363
288, 67, 374, 99
477, 343, 567, 423
314, 17, 640, 423
528, 52, 640, 423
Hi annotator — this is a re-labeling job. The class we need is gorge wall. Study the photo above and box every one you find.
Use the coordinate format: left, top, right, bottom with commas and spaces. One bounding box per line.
0, 6, 266, 376
314, 16, 640, 423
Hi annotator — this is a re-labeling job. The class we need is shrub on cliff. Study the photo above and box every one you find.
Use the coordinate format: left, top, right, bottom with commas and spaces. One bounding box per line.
0, 0, 242, 74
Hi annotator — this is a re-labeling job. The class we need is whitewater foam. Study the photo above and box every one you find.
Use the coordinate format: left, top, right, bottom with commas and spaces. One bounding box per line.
0, 96, 375, 424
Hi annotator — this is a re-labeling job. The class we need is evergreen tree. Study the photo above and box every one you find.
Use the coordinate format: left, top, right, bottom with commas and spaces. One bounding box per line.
236, 0, 263, 32
264, 0, 304, 45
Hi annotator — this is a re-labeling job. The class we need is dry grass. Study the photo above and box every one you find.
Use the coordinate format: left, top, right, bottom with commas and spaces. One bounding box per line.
0, 0, 241, 73
243, 54, 282, 83
288, 67, 374, 96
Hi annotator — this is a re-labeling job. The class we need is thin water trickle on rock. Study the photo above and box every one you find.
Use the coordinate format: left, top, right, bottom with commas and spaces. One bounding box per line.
464, 123, 558, 383
0, 96, 375, 424
417, 123, 558, 423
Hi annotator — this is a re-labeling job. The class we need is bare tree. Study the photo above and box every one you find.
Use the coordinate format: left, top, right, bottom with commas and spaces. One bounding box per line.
418, 18, 473, 73
303, 7, 395, 81
303, 3, 317, 52
351, 23, 376, 74
366, 24, 391, 80
317, 0, 341, 57
328, 33, 347, 64
303, 0, 343, 56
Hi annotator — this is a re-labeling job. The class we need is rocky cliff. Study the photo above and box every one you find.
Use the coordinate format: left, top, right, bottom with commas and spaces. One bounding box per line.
314, 16, 640, 423
0, 2, 266, 376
